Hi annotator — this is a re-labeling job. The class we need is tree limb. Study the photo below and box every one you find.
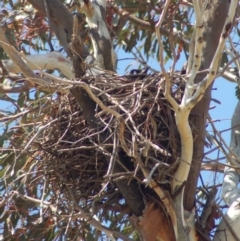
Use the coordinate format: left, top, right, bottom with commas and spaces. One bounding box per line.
79, 0, 116, 71
2, 52, 74, 79
28, 0, 73, 54
184, 0, 231, 211
112, 4, 189, 49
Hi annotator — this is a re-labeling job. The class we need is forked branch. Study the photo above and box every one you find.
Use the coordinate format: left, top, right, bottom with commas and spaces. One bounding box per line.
156, 0, 238, 240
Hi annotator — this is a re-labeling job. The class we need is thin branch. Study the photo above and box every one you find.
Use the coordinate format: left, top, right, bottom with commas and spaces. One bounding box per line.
43, 0, 54, 51
0, 83, 29, 93
155, 0, 179, 111
58, 173, 133, 241
0, 28, 35, 86
208, 114, 240, 169
219, 68, 240, 83
112, 5, 189, 48
11, 190, 55, 210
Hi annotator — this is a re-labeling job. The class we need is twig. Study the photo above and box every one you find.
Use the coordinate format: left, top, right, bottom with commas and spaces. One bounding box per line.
219, 54, 240, 77
11, 190, 56, 211
208, 114, 240, 168
112, 5, 189, 48
40, 176, 48, 223
106, 123, 118, 176
200, 186, 217, 229
56, 173, 133, 241
144, 162, 160, 185
0, 83, 29, 93
155, 4, 179, 110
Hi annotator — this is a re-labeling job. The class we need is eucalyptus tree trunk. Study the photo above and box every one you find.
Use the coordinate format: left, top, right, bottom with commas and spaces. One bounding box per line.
184, 0, 230, 211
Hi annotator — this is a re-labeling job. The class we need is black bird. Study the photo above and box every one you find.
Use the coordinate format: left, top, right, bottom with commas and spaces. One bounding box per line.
128, 67, 149, 80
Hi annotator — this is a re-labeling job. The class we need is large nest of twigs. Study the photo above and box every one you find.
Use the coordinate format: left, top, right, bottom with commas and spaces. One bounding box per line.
36, 72, 183, 209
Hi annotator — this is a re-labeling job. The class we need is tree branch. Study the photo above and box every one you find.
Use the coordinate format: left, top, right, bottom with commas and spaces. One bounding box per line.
184, 0, 231, 211
0, 83, 29, 93
28, 0, 73, 54
0, 28, 35, 86
174, 0, 237, 198
79, 0, 116, 71
2, 52, 74, 79
112, 5, 189, 49
185, 0, 204, 97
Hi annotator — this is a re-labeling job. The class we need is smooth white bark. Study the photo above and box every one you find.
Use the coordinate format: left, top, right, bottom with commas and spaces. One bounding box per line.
172, 0, 238, 191
3, 52, 74, 79
169, 1, 238, 240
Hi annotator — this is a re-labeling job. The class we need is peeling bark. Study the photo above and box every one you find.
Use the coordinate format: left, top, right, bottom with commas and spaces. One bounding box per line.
139, 203, 176, 241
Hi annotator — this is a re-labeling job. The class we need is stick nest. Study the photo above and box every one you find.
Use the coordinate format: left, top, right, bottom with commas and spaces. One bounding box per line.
22, 73, 184, 212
